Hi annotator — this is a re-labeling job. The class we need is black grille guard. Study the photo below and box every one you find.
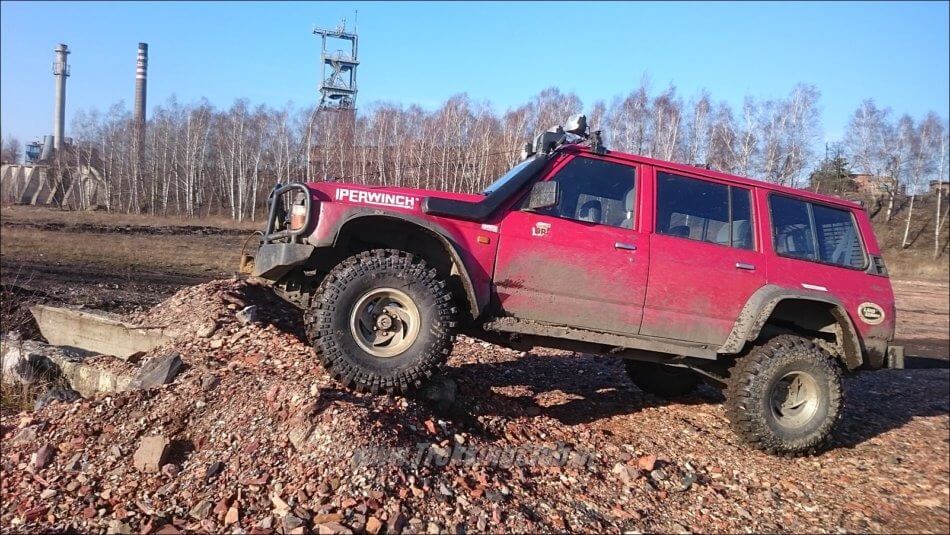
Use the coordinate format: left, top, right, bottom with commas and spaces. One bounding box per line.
263, 183, 312, 243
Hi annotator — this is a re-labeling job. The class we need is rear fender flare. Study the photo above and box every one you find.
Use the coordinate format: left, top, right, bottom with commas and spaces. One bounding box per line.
311, 209, 484, 320
719, 285, 863, 369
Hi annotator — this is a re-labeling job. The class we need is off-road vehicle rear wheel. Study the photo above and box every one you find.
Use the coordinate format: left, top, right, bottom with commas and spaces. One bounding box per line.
304, 249, 457, 394
725, 334, 843, 456
625, 361, 701, 398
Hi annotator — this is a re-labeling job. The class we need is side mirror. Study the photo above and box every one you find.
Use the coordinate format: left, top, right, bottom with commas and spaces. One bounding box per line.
525, 181, 559, 211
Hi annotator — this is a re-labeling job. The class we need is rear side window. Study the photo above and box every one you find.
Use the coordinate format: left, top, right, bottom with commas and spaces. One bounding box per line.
770, 196, 816, 260
813, 204, 866, 268
769, 195, 866, 269
655, 172, 754, 249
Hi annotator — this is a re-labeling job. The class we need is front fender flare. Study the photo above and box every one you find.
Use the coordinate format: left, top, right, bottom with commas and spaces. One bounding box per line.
310, 208, 485, 321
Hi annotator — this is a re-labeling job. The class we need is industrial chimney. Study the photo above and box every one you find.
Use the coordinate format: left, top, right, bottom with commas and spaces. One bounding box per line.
134, 43, 148, 150
52, 43, 69, 153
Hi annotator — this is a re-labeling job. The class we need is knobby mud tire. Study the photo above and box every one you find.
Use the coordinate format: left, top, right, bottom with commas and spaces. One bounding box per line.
304, 249, 457, 394
725, 334, 843, 456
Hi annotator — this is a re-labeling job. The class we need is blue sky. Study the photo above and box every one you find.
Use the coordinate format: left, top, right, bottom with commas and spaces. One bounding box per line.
1, 1, 948, 145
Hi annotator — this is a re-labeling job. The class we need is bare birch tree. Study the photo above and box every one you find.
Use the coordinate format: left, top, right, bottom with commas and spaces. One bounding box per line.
935, 132, 949, 259
901, 114, 942, 247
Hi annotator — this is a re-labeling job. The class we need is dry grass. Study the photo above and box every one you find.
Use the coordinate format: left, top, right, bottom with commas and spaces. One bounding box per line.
883, 249, 950, 281
0, 379, 46, 414
1, 204, 258, 278
0, 334, 72, 415
0, 226, 243, 276
0, 360, 72, 415
0, 204, 263, 232
870, 194, 950, 280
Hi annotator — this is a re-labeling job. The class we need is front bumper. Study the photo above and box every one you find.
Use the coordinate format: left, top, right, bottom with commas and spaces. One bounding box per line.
252, 243, 315, 280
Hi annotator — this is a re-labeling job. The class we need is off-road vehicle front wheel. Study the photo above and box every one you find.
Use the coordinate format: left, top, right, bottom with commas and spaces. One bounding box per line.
725, 334, 843, 456
304, 249, 457, 394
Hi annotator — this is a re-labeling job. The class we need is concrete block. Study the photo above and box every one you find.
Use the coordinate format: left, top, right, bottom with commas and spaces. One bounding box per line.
1, 337, 134, 397
30, 305, 171, 359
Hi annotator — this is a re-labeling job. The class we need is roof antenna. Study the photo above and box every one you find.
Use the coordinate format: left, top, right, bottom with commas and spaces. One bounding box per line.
354, 10, 358, 33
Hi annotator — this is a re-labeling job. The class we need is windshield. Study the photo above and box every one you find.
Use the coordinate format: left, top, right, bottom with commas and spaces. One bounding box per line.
482, 158, 536, 195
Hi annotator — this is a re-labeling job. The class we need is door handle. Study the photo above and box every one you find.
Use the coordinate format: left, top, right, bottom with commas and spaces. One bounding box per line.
735, 262, 756, 271
614, 242, 637, 251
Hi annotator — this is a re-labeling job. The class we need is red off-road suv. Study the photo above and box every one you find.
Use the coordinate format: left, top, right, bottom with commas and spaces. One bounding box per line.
249, 115, 902, 455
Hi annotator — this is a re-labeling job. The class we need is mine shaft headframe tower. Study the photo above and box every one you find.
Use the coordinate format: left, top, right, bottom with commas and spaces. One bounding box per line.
313, 19, 358, 110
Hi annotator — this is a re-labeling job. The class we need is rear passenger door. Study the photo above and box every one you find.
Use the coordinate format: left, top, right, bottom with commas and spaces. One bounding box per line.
640, 170, 766, 346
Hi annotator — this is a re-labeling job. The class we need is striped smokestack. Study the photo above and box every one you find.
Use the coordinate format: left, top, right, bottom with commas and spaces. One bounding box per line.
134, 43, 148, 164
134, 43, 148, 128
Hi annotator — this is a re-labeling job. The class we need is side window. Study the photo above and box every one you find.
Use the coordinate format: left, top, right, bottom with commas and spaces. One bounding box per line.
530, 157, 636, 229
813, 204, 865, 268
769, 195, 866, 268
655, 172, 754, 249
770, 195, 816, 259
731, 187, 754, 250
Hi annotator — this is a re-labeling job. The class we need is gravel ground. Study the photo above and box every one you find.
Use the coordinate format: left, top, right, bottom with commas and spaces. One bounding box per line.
1, 278, 947, 534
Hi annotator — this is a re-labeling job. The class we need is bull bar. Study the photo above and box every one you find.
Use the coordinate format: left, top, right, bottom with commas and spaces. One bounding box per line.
243, 183, 316, 280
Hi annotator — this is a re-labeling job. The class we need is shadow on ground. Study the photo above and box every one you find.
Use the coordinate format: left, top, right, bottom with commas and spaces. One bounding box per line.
835, 366, 949, 448
444, 350, 949, 453
449, 353, 722, 426
905, 354, 950, 369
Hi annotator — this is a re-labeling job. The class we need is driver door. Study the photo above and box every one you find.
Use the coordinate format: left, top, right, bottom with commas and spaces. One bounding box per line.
492, 155, 649, 335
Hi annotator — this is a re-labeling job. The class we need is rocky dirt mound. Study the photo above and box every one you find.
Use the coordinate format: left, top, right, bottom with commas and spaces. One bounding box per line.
1, 280, 589, 534
1, 279, 948, 534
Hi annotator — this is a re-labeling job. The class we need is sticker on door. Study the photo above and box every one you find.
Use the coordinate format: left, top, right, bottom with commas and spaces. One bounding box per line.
531, 222, 551, 237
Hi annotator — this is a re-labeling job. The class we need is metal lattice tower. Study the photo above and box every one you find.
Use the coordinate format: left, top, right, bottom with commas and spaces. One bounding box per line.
313, 18, 359, 110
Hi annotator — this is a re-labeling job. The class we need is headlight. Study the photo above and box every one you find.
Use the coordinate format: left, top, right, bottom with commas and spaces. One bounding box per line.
289, 193, 308, 231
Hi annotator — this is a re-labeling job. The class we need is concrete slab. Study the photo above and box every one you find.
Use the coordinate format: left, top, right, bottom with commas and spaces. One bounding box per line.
53, 354, 135, 397
1, 337, 135, 397
30, 305, 171, 359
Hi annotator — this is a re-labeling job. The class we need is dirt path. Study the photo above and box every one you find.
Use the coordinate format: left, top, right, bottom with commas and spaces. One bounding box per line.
892, 279, 950, 363
1, 259, 216, 312
0, 219, 253, 237
0, 259, 219, 343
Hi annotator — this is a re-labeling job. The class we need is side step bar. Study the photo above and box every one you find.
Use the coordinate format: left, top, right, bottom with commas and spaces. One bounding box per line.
483, 317, 719, 360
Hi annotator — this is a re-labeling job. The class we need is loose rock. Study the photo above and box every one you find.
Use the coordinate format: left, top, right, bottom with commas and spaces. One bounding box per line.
32, 444, 55, 469
33, 386, 81, 410
128, 352, 182, 390
132, 435, 169, 473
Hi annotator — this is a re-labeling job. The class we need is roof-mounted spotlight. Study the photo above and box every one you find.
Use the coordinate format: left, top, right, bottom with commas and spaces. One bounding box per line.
564, 114, 589, 138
